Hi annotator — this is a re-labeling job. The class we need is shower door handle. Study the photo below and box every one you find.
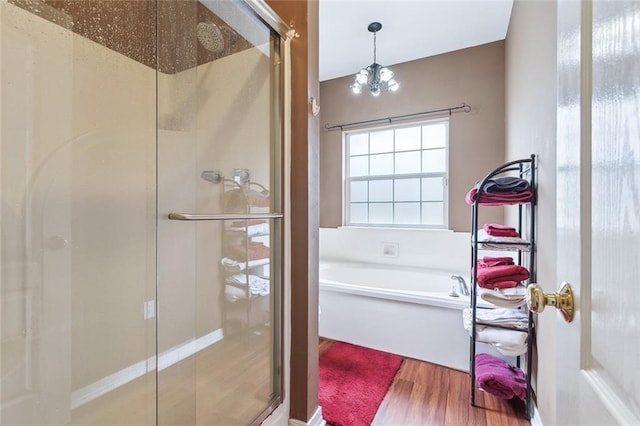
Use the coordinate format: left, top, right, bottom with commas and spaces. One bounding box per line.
168, 213, 283, 221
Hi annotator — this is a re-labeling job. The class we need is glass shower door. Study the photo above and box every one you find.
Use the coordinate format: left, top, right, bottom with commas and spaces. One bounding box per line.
156, 1, 284, 424
1, 0, 158, 424
1, 0, 284, 424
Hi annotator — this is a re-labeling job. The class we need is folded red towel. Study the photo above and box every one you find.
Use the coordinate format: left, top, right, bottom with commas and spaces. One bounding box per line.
228, 242, 270, 261
483, 223, 519, 237
477, 264, 529, 289
481, 280, 519, 289
475, 353, 527, 400
477, 256, 515, 268
465, 188, 533, 206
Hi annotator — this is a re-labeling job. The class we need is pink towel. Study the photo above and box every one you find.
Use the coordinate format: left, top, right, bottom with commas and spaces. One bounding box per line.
483, 223, 519, 237
475, 353, 527, 400
465, 188, 533, 206
477, 256, 514, 269
477, 264, 529, 289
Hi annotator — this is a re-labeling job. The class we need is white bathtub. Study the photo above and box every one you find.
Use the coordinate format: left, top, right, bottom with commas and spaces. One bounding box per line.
319, 261, 503, 371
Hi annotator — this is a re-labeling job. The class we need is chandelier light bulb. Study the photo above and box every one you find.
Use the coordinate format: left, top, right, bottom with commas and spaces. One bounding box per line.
356, 70, 369, 85
379, 67, 393, 82
350, 22, 398, 96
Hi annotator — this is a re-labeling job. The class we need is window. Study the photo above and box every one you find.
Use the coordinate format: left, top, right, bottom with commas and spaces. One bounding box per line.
344, 119, 448, 228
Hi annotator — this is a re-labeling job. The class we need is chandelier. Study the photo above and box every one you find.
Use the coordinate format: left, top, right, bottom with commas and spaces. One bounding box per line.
350, 22, 399, 96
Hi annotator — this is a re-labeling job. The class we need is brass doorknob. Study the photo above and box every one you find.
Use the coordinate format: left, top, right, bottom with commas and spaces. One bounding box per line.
526, 282, 575, 323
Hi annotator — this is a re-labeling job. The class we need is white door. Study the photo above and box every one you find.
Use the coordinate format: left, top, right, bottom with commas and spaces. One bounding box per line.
556, 1, 640, 424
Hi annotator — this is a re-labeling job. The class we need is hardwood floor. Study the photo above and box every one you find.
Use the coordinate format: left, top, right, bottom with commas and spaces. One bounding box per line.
70, 334, 527, 425
319, 339, 530, 426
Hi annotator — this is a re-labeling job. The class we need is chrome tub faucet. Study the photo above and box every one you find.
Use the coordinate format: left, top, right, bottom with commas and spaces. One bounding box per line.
450, 274, 470, 297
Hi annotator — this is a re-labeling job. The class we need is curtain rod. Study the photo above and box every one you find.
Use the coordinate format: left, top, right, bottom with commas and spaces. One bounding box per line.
324, 102, 472, 132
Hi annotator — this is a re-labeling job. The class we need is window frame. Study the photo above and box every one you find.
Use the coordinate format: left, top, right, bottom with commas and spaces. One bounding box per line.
343, 118, 450, 229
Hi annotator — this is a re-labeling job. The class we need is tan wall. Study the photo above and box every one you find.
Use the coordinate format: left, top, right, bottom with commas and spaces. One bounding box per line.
266, 0, 320, 422
319, 41, 507, 231
505, 0, 557, 423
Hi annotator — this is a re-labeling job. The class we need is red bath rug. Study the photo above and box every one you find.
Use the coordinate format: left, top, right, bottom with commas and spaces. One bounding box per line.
319, 341, 403, 426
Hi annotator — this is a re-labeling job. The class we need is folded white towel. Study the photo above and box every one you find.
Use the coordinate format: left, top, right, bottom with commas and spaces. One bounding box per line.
479, 286, 527, 308
492, 286, 526, 296
463, 316, 528, 347
226, 274, 270, 295
463, 305, 529, 356
463, 308, 529, 330
463, 313, 528, 355
220, 257, 269, 272
225, 283, 270, 302
480, 242, 531, 252
493, 342, 528, 356
476, 229, 530, 252
228, 222, 270, 237
225, 285, 247, 302
480, 296, 526, 308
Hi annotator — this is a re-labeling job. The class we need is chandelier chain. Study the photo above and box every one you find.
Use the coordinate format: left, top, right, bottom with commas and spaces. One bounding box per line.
373, 31, 377, 64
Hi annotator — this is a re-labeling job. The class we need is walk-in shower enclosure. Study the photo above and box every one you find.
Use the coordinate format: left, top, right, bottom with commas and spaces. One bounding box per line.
0, 0, 285, 424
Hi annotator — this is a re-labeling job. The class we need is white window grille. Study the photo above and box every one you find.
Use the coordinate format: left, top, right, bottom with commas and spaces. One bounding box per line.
344, 119, 449, 228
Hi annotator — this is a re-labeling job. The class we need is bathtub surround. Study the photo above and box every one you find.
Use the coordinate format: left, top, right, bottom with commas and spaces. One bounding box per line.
320, 227, 472, 273
318, 341, 403, 426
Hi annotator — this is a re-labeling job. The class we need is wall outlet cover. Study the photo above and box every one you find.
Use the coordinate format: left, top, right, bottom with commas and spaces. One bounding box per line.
144, 300, 156, 320
381, 242, 399, 257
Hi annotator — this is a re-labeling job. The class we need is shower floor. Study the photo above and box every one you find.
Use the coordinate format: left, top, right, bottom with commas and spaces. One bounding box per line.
70, 327, 273, 425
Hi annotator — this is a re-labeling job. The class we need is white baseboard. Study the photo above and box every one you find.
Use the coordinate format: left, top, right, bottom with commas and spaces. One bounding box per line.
71, 328, 224, 409
531, 403, 544, 426
288, 406, 325, 426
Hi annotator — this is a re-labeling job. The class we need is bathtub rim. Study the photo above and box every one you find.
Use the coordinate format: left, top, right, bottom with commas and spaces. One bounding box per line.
319, 260, 473, 310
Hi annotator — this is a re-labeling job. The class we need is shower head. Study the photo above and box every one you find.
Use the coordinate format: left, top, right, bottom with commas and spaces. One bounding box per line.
196, 22, 225, 53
